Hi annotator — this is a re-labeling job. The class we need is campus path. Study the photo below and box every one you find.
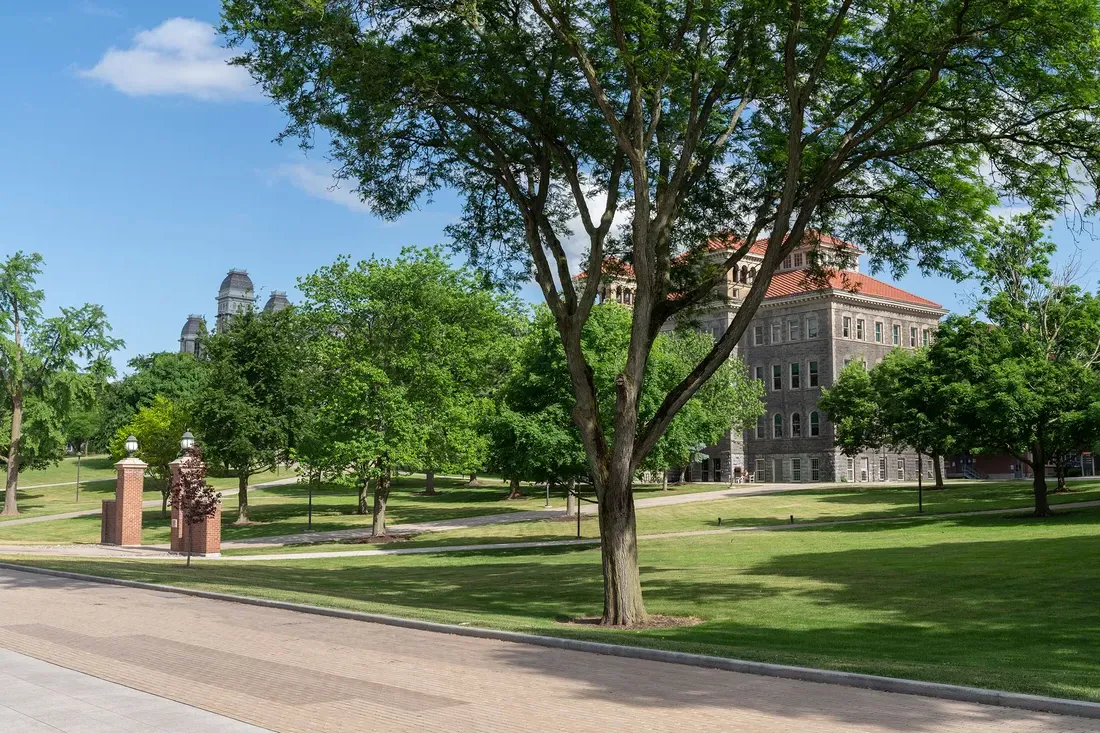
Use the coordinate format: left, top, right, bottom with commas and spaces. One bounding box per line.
0, 566, 1093, 733
0, 477, 301, 528
0, 647, 267, 732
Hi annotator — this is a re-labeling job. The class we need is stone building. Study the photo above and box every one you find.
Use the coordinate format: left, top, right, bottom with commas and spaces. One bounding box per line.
595, 232, 948, 484
178, 270, 290, 354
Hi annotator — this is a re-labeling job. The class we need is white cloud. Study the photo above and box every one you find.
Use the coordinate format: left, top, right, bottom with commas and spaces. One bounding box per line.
268, 162, 372, 213
79, 18, 259, 101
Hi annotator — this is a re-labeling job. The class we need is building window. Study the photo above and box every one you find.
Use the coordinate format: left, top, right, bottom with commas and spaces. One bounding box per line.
772, 365, 782, 391
809, 411, 820, 436
808, 361, 819, 387
754, 365, 765, 385
860, 458, 868, 481
790, 362, 801, 389
811, 458, 821, 481
792, 458, 802, 482
793, 252, 804, 267
909, 326, 917, 347
755, 416, 765, 439
771, 322, 782, 343
875, 321, 883, 343
713, 458, 722, 483
754, 325, 764, 345
843, 316, 851, 338
897, 457, 905, 480
807, 316, 819, 339
773, 413, 783, 438
879, 457, 887, 481
846, 458, 855, 482
922, 328, 930, 346
624, 290, 631, 305
791, 412, 802, 437
844, 358, 852, 368
856, 318, 865, 340
892, 324, 901, 345
754, 459, 765, 482
783, 255, 792, 269
788, 318, 800, 341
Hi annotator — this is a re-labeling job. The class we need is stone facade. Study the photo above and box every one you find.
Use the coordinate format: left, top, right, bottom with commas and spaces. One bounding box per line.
179, 270, 290, 353
599, 232, 949, 484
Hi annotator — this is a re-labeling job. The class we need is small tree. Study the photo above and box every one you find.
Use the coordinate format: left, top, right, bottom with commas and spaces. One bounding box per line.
98, 352, 204, 448
109, 396, 190, 517
168, 445, 221, 568
1, 252, 121, 515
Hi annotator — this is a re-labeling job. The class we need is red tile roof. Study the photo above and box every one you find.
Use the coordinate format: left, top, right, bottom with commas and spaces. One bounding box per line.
765, 269, 942, 308
704, 229, 862, 257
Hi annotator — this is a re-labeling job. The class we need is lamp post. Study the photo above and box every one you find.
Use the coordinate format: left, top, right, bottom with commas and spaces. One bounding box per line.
180, 430, 195, 454
125, 435, 139, 457
75, 441, 85, 504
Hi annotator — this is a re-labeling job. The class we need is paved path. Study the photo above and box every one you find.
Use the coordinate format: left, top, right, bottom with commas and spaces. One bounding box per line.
0, 567, 1094, 733
0, 477, 301, 528
4, 499, 1099, 562
223, 482, 810, 549
0, 647, 267, 732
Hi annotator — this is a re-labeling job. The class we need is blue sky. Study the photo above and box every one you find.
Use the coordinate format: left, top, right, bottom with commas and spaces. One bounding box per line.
2, 1, 1097, 371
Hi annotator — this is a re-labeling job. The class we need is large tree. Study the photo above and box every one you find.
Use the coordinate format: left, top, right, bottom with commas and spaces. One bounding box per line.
225, 0, 1100, 623
0, 252, 120, 515
192, 307, 303, 523
98, 352, 204, 447
109, 395, 191, 517
931, 214, 1100, 515
298, 248, 521, 535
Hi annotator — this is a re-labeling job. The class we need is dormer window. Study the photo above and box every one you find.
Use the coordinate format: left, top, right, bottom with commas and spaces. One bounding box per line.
783, 255, 792, 269
793, 252, 803, 268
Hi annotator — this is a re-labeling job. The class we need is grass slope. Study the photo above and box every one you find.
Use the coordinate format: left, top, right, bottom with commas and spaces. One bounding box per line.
6, 508, 1098, 700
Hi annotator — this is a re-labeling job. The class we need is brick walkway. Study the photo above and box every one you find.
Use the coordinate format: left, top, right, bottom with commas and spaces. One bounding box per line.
0, 568, 1095, 733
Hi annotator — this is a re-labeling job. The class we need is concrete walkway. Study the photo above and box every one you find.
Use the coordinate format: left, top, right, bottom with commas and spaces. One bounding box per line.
0, 567, 1094, 733
4, 499, 1097, 562
0, 477, 301, 528
222, 482, 810, 549
0, 647, 267, 732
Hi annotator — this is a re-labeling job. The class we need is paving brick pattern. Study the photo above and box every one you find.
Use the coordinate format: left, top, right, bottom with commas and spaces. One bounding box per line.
0, 568, 1097, 732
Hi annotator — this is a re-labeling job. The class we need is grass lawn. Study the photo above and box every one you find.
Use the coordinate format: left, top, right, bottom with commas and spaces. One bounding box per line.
0, 464, 288, 525
6, 455, 120, 488
0, 472, 732, 544
5, 507, 1098, 701
221, 478, 1100, 555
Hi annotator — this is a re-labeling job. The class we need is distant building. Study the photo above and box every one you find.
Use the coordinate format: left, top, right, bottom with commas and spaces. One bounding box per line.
178, 269, 290, 354
179, 314, 204, 356
216, 269, 256, 332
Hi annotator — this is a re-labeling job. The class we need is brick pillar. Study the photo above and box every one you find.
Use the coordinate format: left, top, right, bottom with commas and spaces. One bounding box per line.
102, 458, 146, 546
168, 456, 221, 558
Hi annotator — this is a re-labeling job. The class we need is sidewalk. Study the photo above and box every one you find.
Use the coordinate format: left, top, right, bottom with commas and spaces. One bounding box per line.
0, 566, 1092, 733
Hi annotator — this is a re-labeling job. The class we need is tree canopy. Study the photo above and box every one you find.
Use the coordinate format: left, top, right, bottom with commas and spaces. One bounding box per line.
224, 0, 1100, 623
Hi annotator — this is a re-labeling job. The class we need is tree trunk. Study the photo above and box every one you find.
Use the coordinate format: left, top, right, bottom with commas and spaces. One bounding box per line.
661, 471, 668, 491
234, 473, 250, 524
596, 471, 647, 626
358, 475, 371, 515
2, 394, 23, 516
506, 476, 523, 500
1056, 464, 1067, 493
932, 454, 945, 489
1032, 444, 1052, 517
186, 524, 193, 568
372, 465, 391, 537
565, 477, 577, 516
466, 472, 482, 487
161, 489, 169, 518
424, 470, 436, 496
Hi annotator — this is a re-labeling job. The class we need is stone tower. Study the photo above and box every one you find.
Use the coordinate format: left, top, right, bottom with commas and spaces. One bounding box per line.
179, 315, 205, 356
263, 290, 290, 313
215, 269, 255, 331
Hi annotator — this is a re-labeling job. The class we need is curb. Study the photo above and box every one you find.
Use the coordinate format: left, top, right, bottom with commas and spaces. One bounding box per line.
2, 562, 1099, 720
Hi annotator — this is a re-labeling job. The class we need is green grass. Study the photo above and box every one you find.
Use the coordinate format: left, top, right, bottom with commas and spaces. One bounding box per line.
6, 508, 1099, 700
221, 479, 1100, 555
0, 464, 288, 525
0, 472, 730, 544
5, 455, 120, 488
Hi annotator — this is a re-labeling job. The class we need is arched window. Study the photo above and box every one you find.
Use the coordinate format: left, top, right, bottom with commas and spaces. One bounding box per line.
616, 286, 623, 303
810, 411, 820, 437
773, 413, 783, 438
624, 289, 632, 305
791, 413, 802, 438
749, 267, 758, 282
740, 265, 748, 284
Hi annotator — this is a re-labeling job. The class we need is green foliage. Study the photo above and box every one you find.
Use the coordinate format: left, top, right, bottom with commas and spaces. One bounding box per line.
0, 251, 120, 513
109, 396, 190, 488
192, 307, 303, 493
98, 352, 204, 448
492, 304, 764, 481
